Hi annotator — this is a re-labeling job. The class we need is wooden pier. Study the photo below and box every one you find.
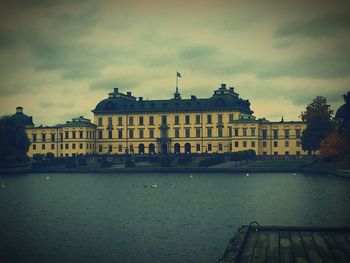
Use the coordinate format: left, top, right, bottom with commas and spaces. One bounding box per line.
219, 225, 350, 263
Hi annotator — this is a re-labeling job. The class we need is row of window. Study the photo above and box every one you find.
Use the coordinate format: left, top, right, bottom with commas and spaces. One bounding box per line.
31, 130, 95, 142
32, 143, 95, 150
98, 113, 239, 127
262, 129, 301, 139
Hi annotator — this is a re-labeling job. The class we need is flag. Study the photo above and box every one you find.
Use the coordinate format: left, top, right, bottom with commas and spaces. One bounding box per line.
177, 72, 182, 78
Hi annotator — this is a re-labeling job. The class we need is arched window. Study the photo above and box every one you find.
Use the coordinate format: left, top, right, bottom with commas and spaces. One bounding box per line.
185, 143, 191, 154
174, 143, 181, 154
138, 143, 145, 154
149, 143, 155, 154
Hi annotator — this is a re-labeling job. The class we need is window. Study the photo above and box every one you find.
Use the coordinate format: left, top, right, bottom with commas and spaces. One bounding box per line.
218, 127, 223, 137
234, 141, 239, 147
228, 127, 232, 137
284, 129, 290, 139
118, 145, 123, 152
274, 141, 278, 147
296, 151, 300, 155
72, 143, 76, 149
139, 116, 144, 126
72, 131, 76, 139
175, 129, 180, 138
296, 129, 301, 139
273, 129, 278, 139
218, 114, 223, 124
118, 130, 123, 139
60, 144, 63, 150
149, 116, 154, 125
262, 130, 267, 139
296, 141, 301, 147
33, 144, 36, 150
243, 141, 247, 148
229, 114, 234, 123
65, 143, 69, 149
79, 143, 83, 149
149, 129, 154, 138
175, 115, 180, 125
98, 117, 103, 126
285, 141, 289, 147
33, 133, 37, 142
196, 128, 201, 137
108, 145, 112, 153
98, 145, 102, 152
274, 151, 278, 155
285, 151, 289, 156
129, 117, 134, 126
196, 115, 200, 124
79, 131, 83, 139
251, 141, 255, 147
218, 143, 223, 151
234, 128, 239, 136
262, 141, 267, 147
51, 133, 55, 142
251, 128, 256, 136
42, 134, 46, 142
229, 143, 232, 151
42, 144, 45, 150
242, 128, 247, 136
207, 128, 212, 137
129, 129, 134, 139
98, 130, 103, 139
108, 117, 112, 126
65, 131, 69, 139
263, 152, 267, 156
208, 144, 212, 151
51, 144, 54, 150
118, 117, 123, 126
161, 116, 167, 125
185, 115, 190, 125
185, 128, 190, 138
139, 129, 144, 139
207, 115, 212, 124
108, 130, 112, 139
196, 144, 200, 152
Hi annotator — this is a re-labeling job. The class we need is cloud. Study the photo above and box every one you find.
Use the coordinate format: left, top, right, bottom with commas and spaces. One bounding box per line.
275, 13, 350, 38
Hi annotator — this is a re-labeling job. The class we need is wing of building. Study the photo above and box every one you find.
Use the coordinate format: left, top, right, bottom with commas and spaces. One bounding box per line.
23, 83, 307, 157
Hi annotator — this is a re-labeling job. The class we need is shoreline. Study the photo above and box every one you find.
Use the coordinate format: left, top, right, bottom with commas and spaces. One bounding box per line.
1, 167, 349, 179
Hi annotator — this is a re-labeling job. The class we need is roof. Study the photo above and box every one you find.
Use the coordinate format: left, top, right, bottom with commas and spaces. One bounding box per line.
63, 116, 96, 128
92, 85, 253, 115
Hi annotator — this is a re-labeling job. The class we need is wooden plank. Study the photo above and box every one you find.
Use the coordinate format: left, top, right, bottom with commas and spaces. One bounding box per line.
332, 232, 350, 258
300, 232, 323, 263
251, 231, 268, 263
290, 232, 308, 263
279, 231, 293, 263
312, 232, 337, 263
321, 232, 350, 263
239, 231, 259, 263
266, 232, 279, 263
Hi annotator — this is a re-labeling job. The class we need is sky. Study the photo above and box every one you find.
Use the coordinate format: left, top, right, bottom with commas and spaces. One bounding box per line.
0, 0, 349, 126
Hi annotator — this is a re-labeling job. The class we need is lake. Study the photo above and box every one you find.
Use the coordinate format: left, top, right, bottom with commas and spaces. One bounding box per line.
0, 172, 349, 263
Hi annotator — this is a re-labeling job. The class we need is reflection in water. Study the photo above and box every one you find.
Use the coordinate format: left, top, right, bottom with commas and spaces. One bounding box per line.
0, 172, 349, 263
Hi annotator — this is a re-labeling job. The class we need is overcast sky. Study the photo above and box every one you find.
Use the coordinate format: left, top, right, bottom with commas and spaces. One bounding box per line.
0, 0, 349, 125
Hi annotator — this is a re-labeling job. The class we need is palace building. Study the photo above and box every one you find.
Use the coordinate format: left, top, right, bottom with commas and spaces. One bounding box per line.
21, 84, 307, 157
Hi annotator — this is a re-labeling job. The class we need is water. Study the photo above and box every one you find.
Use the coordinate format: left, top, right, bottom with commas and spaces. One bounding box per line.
0, 173, 349, 263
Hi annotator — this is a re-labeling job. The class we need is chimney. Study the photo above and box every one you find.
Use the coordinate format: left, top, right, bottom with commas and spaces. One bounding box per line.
229, 87, 234, 92
191, 95, 196, 100
114, 88, 119, 93
16, 106, 23, 114
220, 83, 226, 90
139, 97, 143, 101
127, 92, 132, 97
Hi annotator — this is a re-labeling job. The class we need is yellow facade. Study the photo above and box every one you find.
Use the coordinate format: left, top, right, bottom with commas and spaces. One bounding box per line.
23, 84, 307, 157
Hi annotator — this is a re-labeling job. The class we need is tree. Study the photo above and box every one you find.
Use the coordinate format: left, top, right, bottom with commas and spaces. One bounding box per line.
319, 132, 345, 159
0, 116, 30, 167
300, 96, 334, 154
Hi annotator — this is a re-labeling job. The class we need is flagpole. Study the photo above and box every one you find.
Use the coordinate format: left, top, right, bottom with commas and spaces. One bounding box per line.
176, 71, 178, 93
